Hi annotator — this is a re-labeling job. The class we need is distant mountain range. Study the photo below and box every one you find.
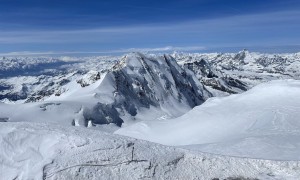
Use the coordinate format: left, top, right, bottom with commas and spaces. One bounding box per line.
1, 50, 299, 126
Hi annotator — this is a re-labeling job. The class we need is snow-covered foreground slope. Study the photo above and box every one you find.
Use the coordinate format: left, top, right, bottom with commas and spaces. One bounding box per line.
1, 122, 300, 180
116, 79, 300, 160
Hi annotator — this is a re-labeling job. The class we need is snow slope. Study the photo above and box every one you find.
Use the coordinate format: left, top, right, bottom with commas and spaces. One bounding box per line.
116, 79, 300, 160
1, 122, 300, 180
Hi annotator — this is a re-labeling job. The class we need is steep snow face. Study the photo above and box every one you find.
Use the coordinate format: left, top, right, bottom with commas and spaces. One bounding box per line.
0, 53, 210, 126
105, 53, 211, 119
1, 122, 300, 180
116, 80, 300, 160
183, 58, 247, 95
176, 50, 300, 96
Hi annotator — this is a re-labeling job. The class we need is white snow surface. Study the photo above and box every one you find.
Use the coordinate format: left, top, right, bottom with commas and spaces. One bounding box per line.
1, 122, 300, 180
116, 79, 300, 161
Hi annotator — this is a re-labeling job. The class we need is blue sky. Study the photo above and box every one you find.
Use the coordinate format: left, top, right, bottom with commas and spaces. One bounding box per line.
0, 0, 300, 55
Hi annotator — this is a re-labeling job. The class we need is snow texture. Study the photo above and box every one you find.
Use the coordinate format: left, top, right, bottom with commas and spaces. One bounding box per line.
1, 122, 300, 180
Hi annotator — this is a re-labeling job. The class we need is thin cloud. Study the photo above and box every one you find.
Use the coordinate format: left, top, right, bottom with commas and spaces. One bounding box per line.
0, 10, 299, 53
122, 46, 206, 52
0, 46, 206, 56
0, 51, 57, 56
0, 10, 299, 44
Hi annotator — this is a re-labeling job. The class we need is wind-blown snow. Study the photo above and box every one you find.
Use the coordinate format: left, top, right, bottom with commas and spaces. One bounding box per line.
116, 79, 300, 160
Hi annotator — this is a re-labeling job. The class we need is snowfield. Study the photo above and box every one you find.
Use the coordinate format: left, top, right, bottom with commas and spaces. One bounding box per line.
1, 122, 300, 180
116, 79, 300, 161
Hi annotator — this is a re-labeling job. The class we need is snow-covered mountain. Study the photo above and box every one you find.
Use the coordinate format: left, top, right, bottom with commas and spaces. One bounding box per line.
0, 53, 210, 127
1, 50, 300, 127
0, 56, 118, 102
2, 50, 299, 104
1, 51, 300, 127
1, 51, 300, 179
107, 53, 210, 118
176, 50, 300, 96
